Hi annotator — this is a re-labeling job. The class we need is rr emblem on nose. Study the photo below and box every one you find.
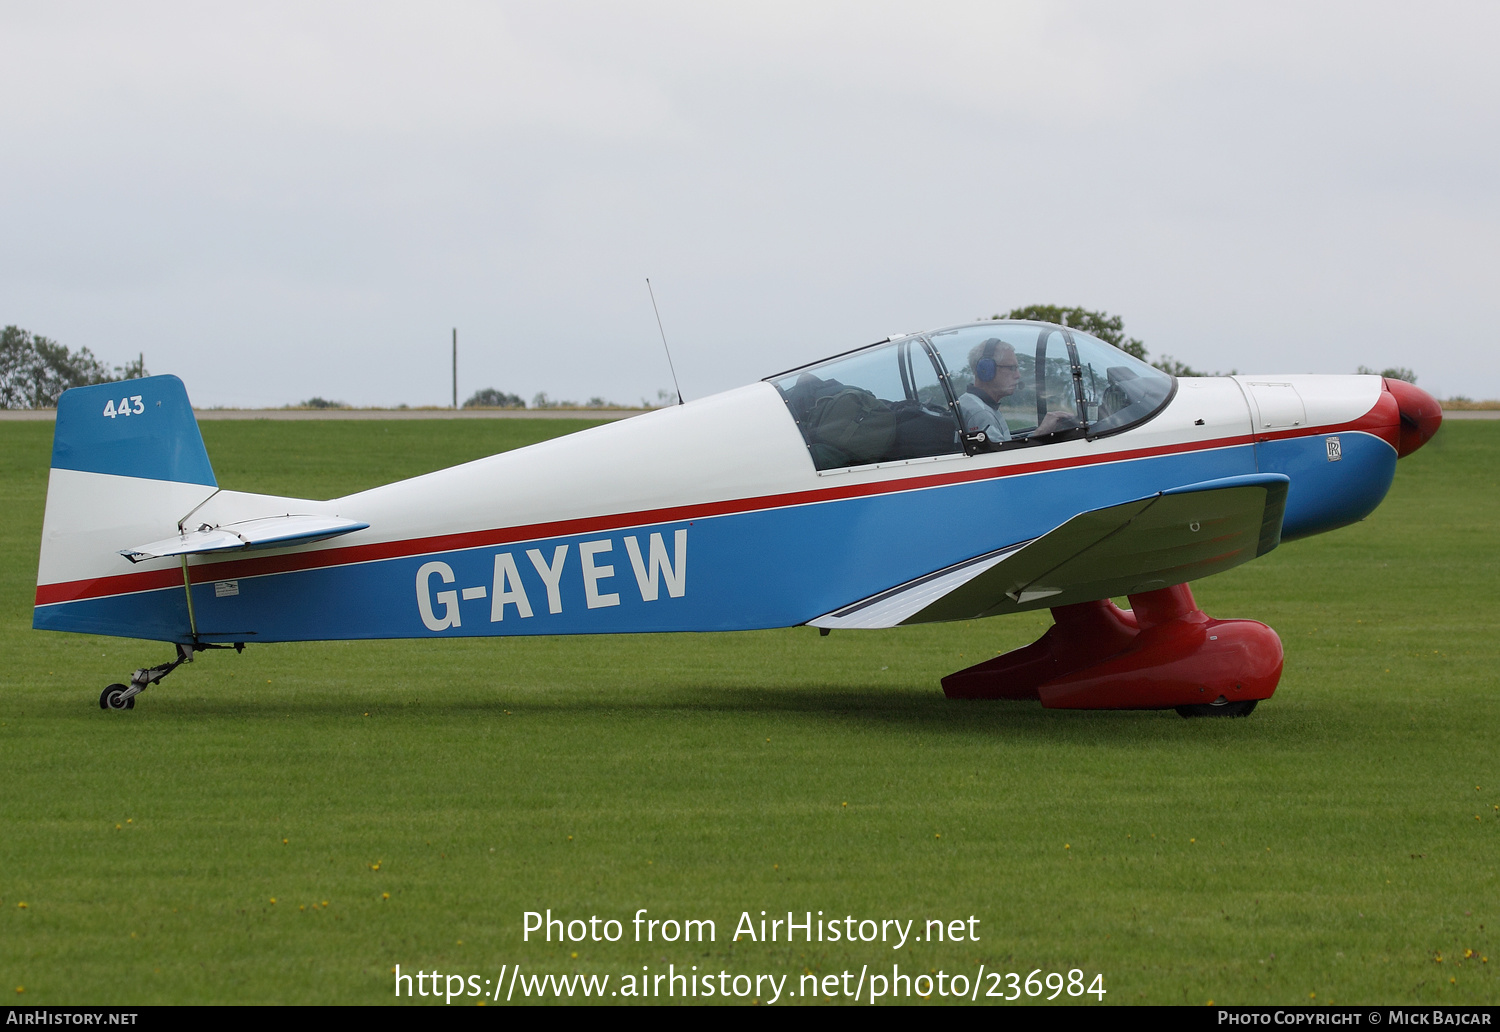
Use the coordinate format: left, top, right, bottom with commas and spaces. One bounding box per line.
1325, 436, 1342, 462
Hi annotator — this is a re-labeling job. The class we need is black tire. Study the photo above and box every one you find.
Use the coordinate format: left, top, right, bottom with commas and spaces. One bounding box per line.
1175, 699, 1257, 718
99, 684, 134, 710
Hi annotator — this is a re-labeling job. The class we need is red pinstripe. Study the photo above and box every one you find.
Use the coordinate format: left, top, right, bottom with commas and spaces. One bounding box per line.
35, 394, 1400, 608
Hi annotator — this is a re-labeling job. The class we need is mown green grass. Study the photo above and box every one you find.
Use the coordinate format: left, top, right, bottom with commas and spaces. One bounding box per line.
1, 419, 1496, 1006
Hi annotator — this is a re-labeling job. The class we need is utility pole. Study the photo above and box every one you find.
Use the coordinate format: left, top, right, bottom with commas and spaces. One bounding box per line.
452, 328, 457, 409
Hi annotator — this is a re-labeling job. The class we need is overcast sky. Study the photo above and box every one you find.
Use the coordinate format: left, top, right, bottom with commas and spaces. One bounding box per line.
3, 1, 1497, 407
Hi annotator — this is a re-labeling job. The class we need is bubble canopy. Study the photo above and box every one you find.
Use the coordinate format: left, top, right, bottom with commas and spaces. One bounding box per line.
767, 321, 1176, 472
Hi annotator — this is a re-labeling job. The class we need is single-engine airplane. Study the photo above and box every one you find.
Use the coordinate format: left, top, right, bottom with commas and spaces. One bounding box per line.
34, 320, 1441, 716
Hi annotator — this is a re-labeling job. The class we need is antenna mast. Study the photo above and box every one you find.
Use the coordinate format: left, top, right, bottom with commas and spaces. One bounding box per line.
646, 278, 684, 406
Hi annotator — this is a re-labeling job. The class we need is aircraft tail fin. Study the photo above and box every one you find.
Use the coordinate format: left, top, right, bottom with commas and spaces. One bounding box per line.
49, 375, 217, 488
35, 376, 222, 640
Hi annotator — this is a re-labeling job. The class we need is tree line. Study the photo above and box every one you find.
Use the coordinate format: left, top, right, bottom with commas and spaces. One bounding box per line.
461, 388, 677, 411
2, 314, 1419, 411
993, 306, 1416, 382
990, 304, 1229, 376
1, 326, 147, 409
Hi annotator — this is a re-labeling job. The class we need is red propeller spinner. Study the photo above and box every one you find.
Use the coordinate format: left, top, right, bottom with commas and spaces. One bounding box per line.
1383, 377, 1443, 458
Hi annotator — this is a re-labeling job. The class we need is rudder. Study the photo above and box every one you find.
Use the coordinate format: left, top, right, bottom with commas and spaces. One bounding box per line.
35, 376, 219, 641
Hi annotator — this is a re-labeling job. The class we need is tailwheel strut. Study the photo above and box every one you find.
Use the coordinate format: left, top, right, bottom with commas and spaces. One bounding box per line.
99, 641, 244, 710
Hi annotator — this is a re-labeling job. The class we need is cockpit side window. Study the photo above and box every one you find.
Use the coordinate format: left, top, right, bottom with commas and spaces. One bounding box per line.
770, 340, 963, 471
928, 325, 1058, 444
926, 323, 1175, 449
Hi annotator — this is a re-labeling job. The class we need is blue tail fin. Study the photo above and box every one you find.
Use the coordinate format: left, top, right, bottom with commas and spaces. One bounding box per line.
51, 375, 216, 487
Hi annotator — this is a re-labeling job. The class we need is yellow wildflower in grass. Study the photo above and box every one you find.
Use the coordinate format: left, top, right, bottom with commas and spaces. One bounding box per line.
382, 892, 390, 900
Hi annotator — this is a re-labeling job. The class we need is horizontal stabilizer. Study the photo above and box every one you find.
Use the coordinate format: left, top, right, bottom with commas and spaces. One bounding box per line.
119, 515, 370, 564
810, 473, 1288, 629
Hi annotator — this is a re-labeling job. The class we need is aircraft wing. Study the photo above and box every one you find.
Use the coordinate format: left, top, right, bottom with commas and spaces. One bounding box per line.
119, 515, 370, 564
809, 473, 1289, 629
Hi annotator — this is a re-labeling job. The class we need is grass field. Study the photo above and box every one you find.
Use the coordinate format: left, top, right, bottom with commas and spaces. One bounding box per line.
1, 418, 1497, 1006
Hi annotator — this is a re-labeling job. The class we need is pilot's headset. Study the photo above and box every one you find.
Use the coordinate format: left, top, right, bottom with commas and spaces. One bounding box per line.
974, 338, 1005, 382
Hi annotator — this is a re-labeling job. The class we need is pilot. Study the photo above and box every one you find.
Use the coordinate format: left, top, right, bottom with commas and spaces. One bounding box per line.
959, 338, 1078, 445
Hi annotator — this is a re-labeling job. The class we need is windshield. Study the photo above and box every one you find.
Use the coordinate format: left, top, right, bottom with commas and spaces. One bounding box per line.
1067, 329, 1175, 434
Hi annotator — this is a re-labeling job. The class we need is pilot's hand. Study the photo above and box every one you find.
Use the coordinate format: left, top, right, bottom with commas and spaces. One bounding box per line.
1035, 410, 1080, 435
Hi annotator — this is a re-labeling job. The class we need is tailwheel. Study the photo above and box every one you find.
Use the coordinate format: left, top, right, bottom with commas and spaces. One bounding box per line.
100, 684, 135, 710
1175, 699, 1257, 719
95, 641, 245, 709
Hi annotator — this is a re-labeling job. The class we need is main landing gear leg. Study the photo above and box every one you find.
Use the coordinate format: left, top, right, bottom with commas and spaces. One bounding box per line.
99, 642, 244, 710
939, 584, 1284, 716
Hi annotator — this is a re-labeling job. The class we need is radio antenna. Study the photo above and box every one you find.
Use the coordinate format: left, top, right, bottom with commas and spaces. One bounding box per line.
646, 278, 684, 406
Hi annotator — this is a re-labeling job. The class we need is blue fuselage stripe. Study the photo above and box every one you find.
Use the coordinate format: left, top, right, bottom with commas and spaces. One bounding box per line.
34, 434, 1396, 643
